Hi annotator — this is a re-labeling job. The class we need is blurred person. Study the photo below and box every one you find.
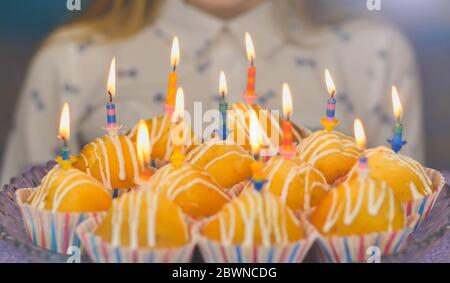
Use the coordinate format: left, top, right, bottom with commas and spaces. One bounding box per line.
1, 0, 424, 184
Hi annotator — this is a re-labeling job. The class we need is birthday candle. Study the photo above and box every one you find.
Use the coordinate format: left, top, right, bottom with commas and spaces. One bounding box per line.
170, 87, 185, 168
280, 83, 294, 158
388, 86, 407, 153
165, 37, 180, 116
243, 33, 257, 105
249, 110, 265, 191
218, 71, 229, 140
320, 69, 339, 131
105, 58, 121, 135
354, 118, 369, 179
57, 103, 75, 169
136, 120, 152, 180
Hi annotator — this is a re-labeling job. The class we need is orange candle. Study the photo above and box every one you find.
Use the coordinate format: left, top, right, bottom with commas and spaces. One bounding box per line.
280, 83, 294, 158
165, 36, 180, 115
243, 33, 257, 105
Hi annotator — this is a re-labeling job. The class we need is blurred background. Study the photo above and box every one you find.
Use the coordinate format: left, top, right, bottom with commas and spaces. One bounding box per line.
0, 0, 449, 170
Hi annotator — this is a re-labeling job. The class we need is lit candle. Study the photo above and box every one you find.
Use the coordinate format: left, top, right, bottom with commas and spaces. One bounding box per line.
249, 110, 265, 191
165, 36, 180, 116
136, 119, 152, 181
105, 58, 121, 135
387, 86, 407, 153
354, 118, 369, 179
279, 83, 295, 158
218, 71, 229, 140
242, 33, 257, 105
170, 87, 185, 168
320, 69, 339, 132
56, 103, 75, 169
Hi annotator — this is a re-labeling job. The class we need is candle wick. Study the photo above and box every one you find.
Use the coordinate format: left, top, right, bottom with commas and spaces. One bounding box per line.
251, 59, 254, 67
108, 91, 113, 103
172, 64, 177, 72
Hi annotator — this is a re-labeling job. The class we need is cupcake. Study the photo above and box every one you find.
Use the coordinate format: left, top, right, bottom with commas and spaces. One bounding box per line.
74, 134, 142, 190
199, 189, 316, 263
185, 138, 253, 189
348, 146, 445, 227
141, 163, 230, 220
128, 115, 196, 168
256, 155, 329, 214
77, 190, 195, 263
310, 176, 413, 262
228, 102, 310, 152
16, 167, 112, 254
296, 130, 361, 185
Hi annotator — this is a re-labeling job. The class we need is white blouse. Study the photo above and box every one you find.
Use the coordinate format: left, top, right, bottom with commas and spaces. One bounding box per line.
1, 0, 424, 184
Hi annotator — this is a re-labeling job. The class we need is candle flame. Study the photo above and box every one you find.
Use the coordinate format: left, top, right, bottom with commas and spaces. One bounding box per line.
59, 102, 70, 141
172, 87, 185, 123
219, 71, 227, 97
353, 118, 366, 150
392, 86, 403, 120
325, 69, 336, 97
107, 58, 116, 97
245, 32, 255, 63
136, 120, 151, 167
249, 110, 261, 154
171, 36, 180, 68
282, 83, 293, 119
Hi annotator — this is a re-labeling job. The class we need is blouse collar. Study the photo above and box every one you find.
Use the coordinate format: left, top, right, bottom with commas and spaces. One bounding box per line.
156, 0, 286, 60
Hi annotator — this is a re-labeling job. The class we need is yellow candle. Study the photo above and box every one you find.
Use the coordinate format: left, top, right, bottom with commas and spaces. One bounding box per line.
165, 37, 180, 115
170, 87, 185, 168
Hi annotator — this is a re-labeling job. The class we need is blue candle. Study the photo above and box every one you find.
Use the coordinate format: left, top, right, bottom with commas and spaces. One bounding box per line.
105, 58, 121, 135
320, 69, 339, 131
218, 71, 229, 140
388, 86, 407, 153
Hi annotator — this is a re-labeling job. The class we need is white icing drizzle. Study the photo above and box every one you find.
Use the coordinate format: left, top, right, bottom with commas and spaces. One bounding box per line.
321, 178, 398, 233
364, 147, 433, 199
28, 168, 109, 212
80, 135, 141, 189
185, 139, 253, 172
108, 189, 188, 248
298, 130, 360, 166
209, 190, 301, 247
144, 164, 229, 201
263, 157, 328, 211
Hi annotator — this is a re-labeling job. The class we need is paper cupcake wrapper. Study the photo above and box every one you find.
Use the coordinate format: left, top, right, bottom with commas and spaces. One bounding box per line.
16, 188, 105, 255
198, 236, 315, 263
315, 220, 417, 263
198, 218, 317, 263
404, 168, 445, 231
76, 216, 196, 263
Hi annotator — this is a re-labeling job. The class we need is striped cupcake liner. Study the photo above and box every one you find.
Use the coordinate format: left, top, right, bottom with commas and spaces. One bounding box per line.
315, 212, 420, 263
16, 188, 105, 255
404, 168, 445, 231
198, 218, 317, 263
76, 216, 196, 263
